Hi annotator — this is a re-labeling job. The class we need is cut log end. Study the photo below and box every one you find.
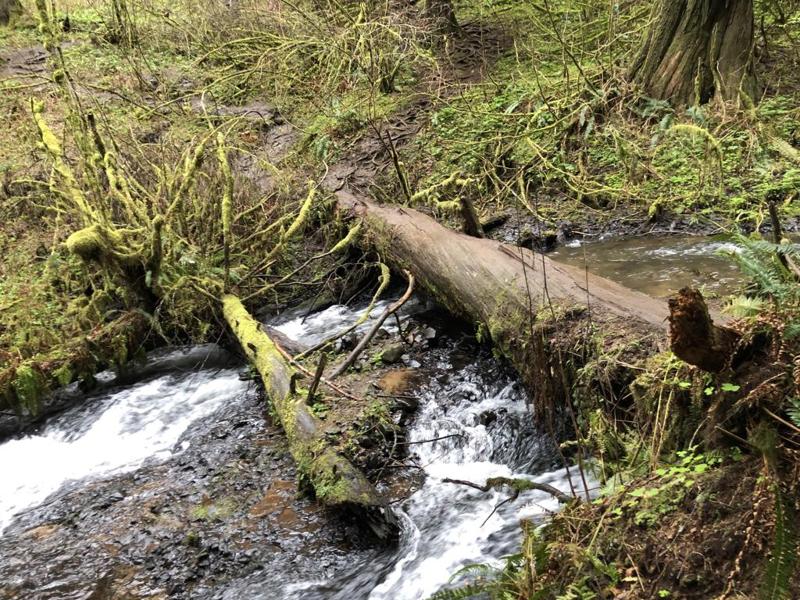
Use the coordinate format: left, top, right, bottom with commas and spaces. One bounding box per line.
668, 288, 740, 373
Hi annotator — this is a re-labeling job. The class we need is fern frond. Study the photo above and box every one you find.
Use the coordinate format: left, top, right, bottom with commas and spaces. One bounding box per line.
760, 487, 798, 600
723, 295, 768, 318
428, 582, 491, 600
787, 398, 800, 429
722, 235, 800, 305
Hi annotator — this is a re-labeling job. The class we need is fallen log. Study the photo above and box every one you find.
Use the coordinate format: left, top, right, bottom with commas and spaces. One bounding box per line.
335, 191, 668, 413
221, 294, 384, 509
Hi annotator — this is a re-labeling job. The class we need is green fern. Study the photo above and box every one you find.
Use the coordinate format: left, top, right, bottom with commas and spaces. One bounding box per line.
760, 487, 798, 600
787, 398, 800, 430
723, 236, 799, 301
428, 583, 489, 600
723, 295, 768, 318
721, 236, 800, 333
427, 559, 523, 600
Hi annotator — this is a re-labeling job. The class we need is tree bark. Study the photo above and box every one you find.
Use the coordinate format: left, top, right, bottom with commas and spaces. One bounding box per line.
0, 0, 22, 26
221, 294, 385, 510
629, 0, 758, 106
335, 191, 667, 414
668, 287, 741, 372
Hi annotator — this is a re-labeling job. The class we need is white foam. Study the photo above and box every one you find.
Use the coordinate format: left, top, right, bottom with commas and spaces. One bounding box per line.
0, 368, 248, 534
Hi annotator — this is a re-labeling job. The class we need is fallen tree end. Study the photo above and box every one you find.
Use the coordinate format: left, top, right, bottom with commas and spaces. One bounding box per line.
669, 288, 741, 373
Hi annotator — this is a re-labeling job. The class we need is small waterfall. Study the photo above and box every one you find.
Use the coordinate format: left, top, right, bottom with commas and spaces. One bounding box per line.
0, 346, 249, 535
267, 302, 585, 599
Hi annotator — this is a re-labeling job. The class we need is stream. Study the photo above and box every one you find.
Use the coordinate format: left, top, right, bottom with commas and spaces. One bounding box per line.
0, 235, 745, 599
0, 345, 245, 536
550, 234, 744, 300
270, 304, 576, 599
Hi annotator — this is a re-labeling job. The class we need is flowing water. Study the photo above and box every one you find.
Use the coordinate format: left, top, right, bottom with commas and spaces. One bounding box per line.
0, 234, 746, 598
265, 304, 584, 600
0, 345, 247, 535
550, 234, 744, 300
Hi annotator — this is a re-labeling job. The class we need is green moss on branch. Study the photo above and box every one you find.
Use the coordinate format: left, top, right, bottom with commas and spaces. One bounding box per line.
222, 294, 382, 508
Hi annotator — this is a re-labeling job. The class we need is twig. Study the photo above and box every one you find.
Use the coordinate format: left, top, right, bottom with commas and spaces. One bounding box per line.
763, 407, 800, 436
443, 477, 575, 504
768, 199, 789, 269
330, 271, 416, 379
400, 433, 464, 445
306, 354, 327, 404
273, 340, 361, 402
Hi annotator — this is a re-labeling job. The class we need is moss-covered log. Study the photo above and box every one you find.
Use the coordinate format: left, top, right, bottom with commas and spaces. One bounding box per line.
221, 294, 383, 509
336, 192, 667, 414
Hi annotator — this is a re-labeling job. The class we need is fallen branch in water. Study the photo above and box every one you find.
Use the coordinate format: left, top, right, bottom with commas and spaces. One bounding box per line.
400, 433, 465, 445
443, 477, 575, 504
273, 340, 362, 403
293, 263, 393, 361
222, 294, 382, 509
330, 271, 416, 379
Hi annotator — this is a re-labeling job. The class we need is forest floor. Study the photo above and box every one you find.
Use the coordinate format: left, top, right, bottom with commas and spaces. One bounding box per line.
2, 0, 800, 598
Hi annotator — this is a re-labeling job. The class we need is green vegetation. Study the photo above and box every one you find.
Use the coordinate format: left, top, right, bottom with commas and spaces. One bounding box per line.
2, 0, 800, 597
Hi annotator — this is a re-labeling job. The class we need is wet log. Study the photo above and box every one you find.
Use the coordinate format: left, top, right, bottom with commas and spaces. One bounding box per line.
221, 294, 384, 509
668, 287, 741, 373
335, 191, 668, 413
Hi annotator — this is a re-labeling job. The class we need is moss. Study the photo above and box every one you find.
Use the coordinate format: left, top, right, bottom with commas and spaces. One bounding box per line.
53, 363, 73, 388
190, 497, 237, 521
65, 224, 142, 268
222, 294, 381, 507
66, 226, 110, 262
12, 364, 45, 415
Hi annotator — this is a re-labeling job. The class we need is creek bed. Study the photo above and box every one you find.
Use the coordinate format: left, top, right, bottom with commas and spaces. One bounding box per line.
0, 234, 746, 599
225, 301, 583, 599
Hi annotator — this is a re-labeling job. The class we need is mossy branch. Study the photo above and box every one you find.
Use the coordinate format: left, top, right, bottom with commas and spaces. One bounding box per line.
217, 133, 234, 289
31, 100, 100, 226
221, 294, 382, 508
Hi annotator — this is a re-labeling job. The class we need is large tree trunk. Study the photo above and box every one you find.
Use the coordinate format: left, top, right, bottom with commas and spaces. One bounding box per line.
629, 0, 758, 106
0, 0, 22, 26
425, 0, 459, 33
336, 191, 669, 415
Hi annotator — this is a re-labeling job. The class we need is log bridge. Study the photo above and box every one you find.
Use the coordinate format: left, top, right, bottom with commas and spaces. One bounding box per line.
224, 188, 735, 512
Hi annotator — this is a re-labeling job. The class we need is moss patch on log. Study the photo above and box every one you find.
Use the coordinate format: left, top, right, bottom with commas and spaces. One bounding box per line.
0, 311, 150, 416
222, 294, 382, 508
